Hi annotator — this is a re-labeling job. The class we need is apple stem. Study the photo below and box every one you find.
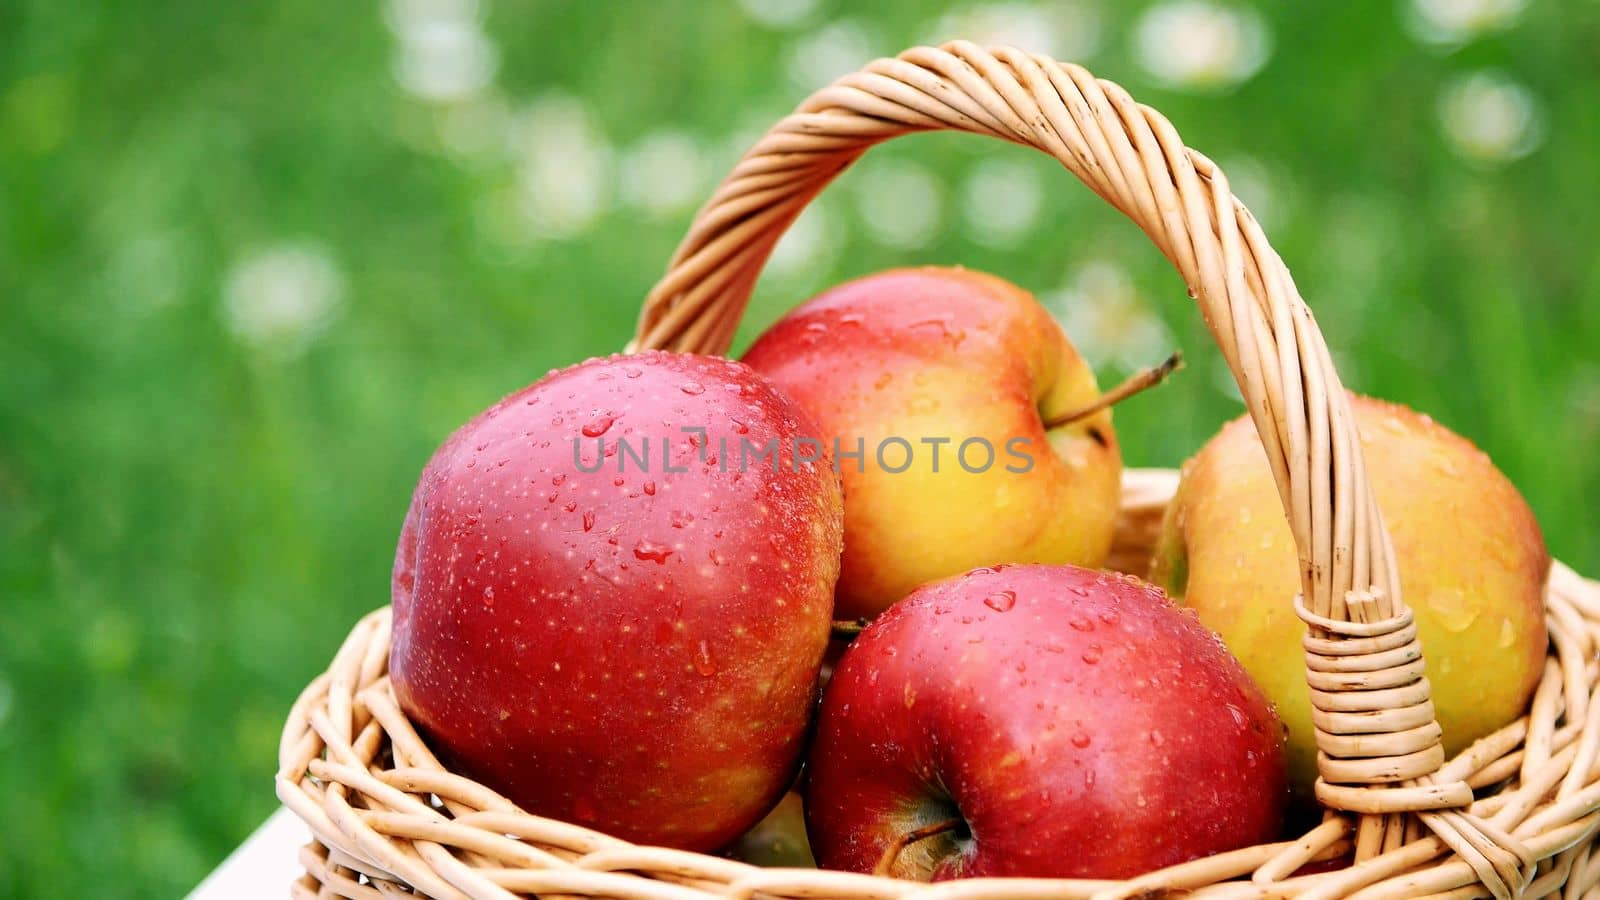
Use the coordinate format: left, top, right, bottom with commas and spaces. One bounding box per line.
1042, 351, 1184, 431
873, 817, 964, 877
831, 618, 870, 640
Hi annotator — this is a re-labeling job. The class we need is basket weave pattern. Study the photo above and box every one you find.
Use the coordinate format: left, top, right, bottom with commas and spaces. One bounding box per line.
279, 44, 1600, 899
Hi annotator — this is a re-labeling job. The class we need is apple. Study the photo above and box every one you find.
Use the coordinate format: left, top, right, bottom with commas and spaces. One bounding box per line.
390, 350, 844, 851
728, 790, 816, 868
1150, 395, 1549, 795
742, 267, 1122, 620
804, 563, 1288, 880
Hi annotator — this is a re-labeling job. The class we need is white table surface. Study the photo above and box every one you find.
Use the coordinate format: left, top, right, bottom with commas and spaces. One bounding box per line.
186, 808, 310, 899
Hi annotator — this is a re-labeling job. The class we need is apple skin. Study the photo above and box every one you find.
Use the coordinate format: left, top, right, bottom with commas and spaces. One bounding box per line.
742, 267, 1121, 620
1150, 395, 1549, 796
805, 564, 1288, 880
390, 350, 844, 851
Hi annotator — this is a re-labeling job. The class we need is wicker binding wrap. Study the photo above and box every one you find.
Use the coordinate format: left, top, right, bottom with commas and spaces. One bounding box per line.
278, 44, 1600, 899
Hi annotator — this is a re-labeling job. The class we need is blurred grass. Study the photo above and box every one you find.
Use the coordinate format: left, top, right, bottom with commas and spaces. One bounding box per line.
1, 1, 1598, 896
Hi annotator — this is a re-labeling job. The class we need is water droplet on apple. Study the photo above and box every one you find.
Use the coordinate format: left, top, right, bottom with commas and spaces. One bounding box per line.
731, 418, 749, 435
643, 481, 657, 496
563, 500, 577, 512
581, 510, 596, 532
552, 473, 566, 486
1429, 591, 1480, 632
1071, 732, 1091, 748
1098, 609, 1120, 626
1498, 617, 1516, 648
694, 639, 717, 676
670, 509, 694, 529
582, 414, 615, 437
625, 367, 643, 378
1225, 703, 1248, 730
634, 539, 673, 564
482, 586, 495, 607
1068, 614, 1093, 632
1080, 644, 1102, 664
983, 591, 1016, 613
680, 382, 705, 395
465, 458, 476, 468
1149, 730, 1165, 747
708, 548, 723, 566
1068, 585, 1089, 597
839, 313, 864, 326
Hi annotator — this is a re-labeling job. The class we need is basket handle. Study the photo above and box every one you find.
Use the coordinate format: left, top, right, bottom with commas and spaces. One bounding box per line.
629, 42, 1507, 873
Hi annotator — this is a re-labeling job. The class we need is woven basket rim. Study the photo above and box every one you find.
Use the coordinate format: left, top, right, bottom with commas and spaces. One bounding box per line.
280, 470, 1600, 899
280, 43, 1600, 899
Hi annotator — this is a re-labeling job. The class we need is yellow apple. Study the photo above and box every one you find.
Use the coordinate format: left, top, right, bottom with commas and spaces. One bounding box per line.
1151, 395, 1549, 794
743, 267, 1121, 619
727, 790, 814, 868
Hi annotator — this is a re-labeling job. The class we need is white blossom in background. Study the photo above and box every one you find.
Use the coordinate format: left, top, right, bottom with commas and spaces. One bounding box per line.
1133, 1, 1271, 92
509, 92, 613, 239
786, 20, 875, 90
768, 200, 840, 280
1406, 0, 1528, 47
853, 159, 943, 250
1046, 261, 1174, 373
387, 0, 498, 104
928, 2, 1102, 61
223, 243, 345, 356
619, 131, 710, 219
1439, 71, 1544, 165
960, 157, 1043, 248
737, 0, 819, 30
433, 94, 512, 162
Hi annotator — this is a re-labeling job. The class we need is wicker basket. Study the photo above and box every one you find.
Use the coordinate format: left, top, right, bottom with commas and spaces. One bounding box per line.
278, 43, 1600, 899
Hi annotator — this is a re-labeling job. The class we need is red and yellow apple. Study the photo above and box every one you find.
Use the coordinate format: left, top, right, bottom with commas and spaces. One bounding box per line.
743, 267, 1121, 619
390, 351, 843, 851
805, 564, 1288, 879
1151, 395, 1550, 793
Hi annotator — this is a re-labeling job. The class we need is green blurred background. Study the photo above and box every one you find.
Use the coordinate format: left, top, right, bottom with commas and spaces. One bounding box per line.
2, 0, 1597, 895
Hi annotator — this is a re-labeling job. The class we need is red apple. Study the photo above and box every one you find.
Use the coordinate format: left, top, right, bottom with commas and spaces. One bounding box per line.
390, 350, 843, 851
742, 268, 1122, 621
805, 564, 1287, 880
